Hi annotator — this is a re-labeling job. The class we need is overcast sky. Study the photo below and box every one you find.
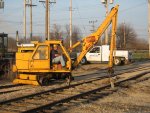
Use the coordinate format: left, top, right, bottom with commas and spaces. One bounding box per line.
0, 0, 148, 40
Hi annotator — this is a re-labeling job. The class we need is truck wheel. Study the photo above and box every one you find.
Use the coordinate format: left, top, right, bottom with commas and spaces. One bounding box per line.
80, 57, 87, 65
114, 58, 121, 66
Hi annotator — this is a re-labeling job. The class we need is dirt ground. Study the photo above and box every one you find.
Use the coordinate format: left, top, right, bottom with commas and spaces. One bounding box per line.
0, 61, 150, 113
63, 75, 150, 113
64, 61, 150, 113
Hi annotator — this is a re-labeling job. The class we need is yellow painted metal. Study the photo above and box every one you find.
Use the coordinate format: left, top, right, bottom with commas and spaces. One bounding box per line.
72, 5, 119, 68
13, 5, 119, 85
13, 79, 39, 85
69, 41, 81, 52
109, 15, 118, 68
16, 69, 70, 73
13, 74, 40, 85
14, 40, 71, 85
12, 65, 17, 72
18, 74, 37, 80
16, 53, 32, 70
59, 42, 71, 70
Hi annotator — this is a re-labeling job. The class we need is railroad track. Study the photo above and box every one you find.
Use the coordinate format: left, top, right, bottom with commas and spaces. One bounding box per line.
24, 71, 150, 113
0, 69, 149, 113
0, 84, 23, 90
0, 76, 107, 111
75, 64, 150, 80
0, 64, 149, 96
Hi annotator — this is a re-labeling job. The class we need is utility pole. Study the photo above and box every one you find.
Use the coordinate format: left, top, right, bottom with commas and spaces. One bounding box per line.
101, 0, 114, 45
48, 0, 50, 40
148, 0, 150, 58
39, 0, 56, 40
123, 21, 126, 49
89, 20, 97, 33
0, 0, 4, 9
69, 0, 73, 47
45, 0, 49, 40
105, 0, 108, 45
24, 0, 27, 42
26, 0, 37, 41
30, 0, 33, 40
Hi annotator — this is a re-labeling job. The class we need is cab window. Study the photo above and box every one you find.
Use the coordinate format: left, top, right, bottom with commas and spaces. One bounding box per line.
33, 45, 48, 60
89, 47, 100, 53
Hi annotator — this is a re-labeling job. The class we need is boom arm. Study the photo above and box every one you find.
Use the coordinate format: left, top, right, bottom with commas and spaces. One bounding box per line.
71, 5, 119, 69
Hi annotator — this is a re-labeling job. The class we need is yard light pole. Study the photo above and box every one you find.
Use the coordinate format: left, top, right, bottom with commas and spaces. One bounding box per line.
24, 0, 27, 42
69, 0, 73, 47
0, 0, 4, 9
148, 0, 150, 58
101, 0, 114, 45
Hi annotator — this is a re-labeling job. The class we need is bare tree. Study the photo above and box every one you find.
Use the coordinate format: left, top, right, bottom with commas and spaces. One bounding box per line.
116, 23, 137, 49
134, 38, 148, 50
31, 36, 43, 42
50, 24, 63, 40
64, 25, 82, 51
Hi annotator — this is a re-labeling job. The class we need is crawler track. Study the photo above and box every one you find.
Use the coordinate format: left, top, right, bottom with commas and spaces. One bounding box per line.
0, 69, 149, 113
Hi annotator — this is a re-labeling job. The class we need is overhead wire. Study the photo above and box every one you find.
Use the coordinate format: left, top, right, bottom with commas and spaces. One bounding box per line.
119, 2, 147, 13
0, 1, 148, 37
74, 0, 88, 35
0, 1, 147, 23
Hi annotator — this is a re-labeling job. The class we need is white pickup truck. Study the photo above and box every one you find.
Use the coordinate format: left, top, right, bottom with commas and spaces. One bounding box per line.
79, 45, 132, 65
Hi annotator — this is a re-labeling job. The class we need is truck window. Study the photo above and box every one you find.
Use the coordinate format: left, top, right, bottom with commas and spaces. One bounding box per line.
89, 47, 100, 53
33, 45, 48, 60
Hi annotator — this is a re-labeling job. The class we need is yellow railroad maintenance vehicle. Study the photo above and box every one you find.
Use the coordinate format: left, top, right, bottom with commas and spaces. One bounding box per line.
13, 5, 119, 86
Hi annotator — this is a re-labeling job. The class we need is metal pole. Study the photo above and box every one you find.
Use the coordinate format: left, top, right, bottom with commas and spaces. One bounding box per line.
24, 0, 26, 42
48, 0, 50, 40
45, 0, 49, 40
69, 0, 72, 47
39, 0, 55, 40
30, 0, 32, 41
16, 31, 19, 45
148, 0, 150, 58
105, 0, 108, 45
123, 21, 126, 49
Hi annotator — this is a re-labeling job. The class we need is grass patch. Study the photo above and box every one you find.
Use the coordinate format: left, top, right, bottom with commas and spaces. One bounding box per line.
132, 50, 149, 60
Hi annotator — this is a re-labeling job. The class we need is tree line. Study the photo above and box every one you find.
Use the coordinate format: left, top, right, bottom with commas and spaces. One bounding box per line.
7, 23, 148, 52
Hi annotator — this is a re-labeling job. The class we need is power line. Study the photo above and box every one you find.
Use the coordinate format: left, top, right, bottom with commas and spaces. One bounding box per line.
89, 20, 97, 33
2, 2, 147, 23
74, 0, 88, 35
120, 2, 147, 13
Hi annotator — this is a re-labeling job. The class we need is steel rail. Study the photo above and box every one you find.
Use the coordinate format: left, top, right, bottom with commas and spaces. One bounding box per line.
75, 64, 150, 79
0, 84, 24, 89
0, 76, 107, 105
0, 65, 150, 105
0, 66, 150, 112
23, 70, 150, 113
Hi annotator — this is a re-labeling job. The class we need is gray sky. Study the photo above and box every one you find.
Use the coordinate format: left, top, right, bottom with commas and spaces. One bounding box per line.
0, 0, 148, 40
